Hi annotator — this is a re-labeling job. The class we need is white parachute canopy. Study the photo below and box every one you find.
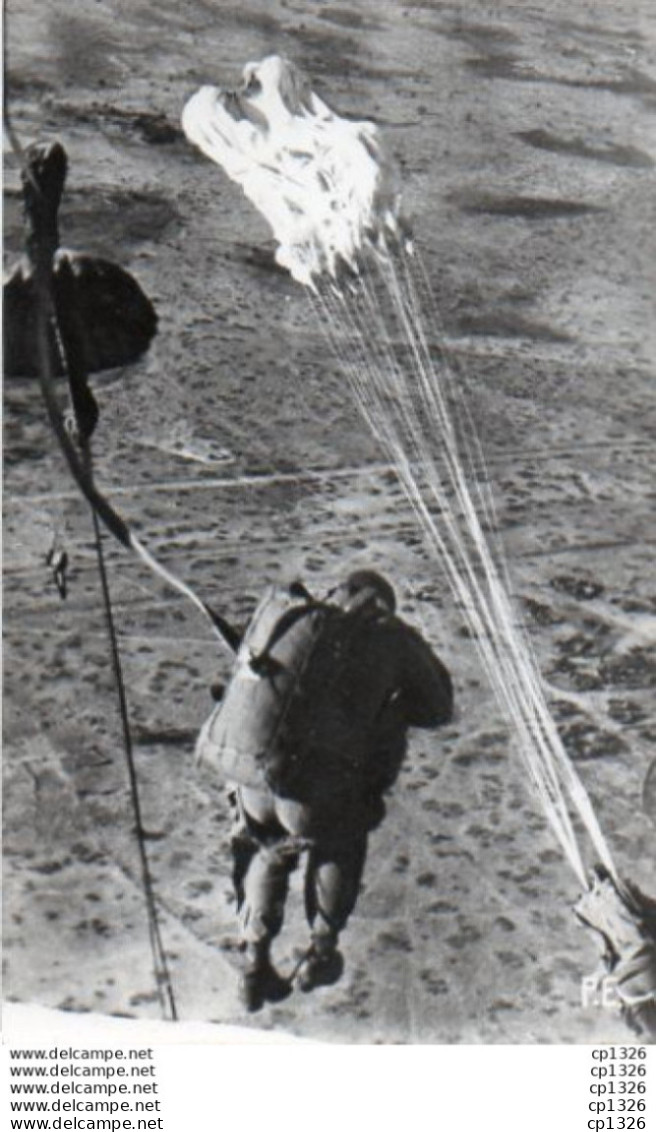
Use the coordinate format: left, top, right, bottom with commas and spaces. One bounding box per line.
182, 55, 408, 288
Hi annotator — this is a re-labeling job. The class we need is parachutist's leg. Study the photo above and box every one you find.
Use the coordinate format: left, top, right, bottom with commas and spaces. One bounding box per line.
237, 844, 298, 1012
230, 830, 257, 916
226, 787, 257, 914
299, 832, 368, 991
305, 833, 368, 939
233, 785, 301, 943
231, 789, 299, 1011
240, 839, 300, 946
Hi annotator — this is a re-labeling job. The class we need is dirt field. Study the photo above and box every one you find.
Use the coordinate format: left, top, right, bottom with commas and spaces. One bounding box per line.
3, 0, 655, 1043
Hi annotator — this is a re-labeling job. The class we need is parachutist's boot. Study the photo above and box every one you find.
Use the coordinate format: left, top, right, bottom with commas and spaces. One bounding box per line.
238, 940, 291, 1013
298, 931, 344, 993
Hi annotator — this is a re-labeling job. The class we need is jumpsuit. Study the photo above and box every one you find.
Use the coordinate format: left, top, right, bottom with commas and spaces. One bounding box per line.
228, 608, 454, 950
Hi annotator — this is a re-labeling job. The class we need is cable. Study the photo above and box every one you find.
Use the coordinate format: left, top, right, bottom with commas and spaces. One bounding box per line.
91, 505, 178, 1022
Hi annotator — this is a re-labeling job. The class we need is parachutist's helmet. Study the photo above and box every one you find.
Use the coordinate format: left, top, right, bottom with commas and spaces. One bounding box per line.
330, 569, 396, 615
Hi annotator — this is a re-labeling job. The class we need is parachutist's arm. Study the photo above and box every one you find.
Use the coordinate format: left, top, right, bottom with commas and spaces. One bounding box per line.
396, 627, 454, 728
365, 630, 453, 796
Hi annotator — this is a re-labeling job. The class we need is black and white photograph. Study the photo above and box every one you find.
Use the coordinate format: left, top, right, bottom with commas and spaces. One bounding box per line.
3, 0, 656, 1058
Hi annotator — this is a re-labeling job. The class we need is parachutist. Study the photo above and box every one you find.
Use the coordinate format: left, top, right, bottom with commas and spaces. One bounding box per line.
4, 140, 158, 378
45, 546, 69, 600
196, 569, 453, 1012
577, 867, 656, 1037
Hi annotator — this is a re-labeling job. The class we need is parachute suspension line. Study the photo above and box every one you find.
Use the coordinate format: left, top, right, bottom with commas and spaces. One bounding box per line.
5, 116, 179, 1021
399, 244, 562, 747
399, 245, 504, 565
403, 245, 567, 696
386, 255, 614, 886
369, 258, 575, 779
314, 252, 628, 895
394, 246, 628, 895
325, 284, 589, 888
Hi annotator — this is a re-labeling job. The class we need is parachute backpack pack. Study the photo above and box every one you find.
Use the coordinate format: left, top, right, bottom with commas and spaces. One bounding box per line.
195, 582, 383, 803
